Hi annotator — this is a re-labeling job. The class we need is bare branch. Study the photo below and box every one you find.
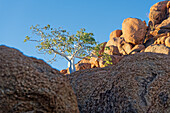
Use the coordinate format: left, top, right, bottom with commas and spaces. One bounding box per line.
75, 56, 86, 59
51, 48, 69, 61
47, 53, 57, 63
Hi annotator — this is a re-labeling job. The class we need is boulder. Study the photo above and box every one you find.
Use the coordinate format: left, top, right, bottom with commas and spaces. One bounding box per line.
144, 44, 170, 55
106, 37, 125, 47
0, 45, 79, 113
149, 1, 168, 27
75, 63, 91, 71
89, 57, 100, 68
105, 37, 132, 55
60, 69, 68, 74
104, 45, 120, 55
68, 53, 170, 113
168, 1, 170, 16
154, 36, 167, 45
105, 37, 125, 55
109, 29, 122, 39
156, 17, 170, 34
129, 44, 145, 54
165, 36, 170, 47
120, 42, 133, 55
122, 18, 146, 44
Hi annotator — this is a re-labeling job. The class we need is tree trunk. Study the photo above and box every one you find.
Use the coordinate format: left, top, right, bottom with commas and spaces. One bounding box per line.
68, 58, 76, 74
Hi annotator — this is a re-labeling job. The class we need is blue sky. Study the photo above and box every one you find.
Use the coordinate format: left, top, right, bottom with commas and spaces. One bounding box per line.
0, 0, 163, 71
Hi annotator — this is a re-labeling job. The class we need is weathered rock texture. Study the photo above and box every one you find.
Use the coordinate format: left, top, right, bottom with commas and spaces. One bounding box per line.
0, 45, 79, 113
144, 44, 170, 55
149, 1, 169, 27
69, 53, 170, 113
109, 29, 122, 39
122, 18, 146, 44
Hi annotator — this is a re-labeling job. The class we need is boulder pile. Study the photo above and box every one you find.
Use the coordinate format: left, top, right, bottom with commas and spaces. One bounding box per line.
61, 1, 170, 75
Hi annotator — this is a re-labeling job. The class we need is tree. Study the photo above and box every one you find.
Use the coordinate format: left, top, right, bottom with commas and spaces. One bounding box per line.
24, 24, 97, 73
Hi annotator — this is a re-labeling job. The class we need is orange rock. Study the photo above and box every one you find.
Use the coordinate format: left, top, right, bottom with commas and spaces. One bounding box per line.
109, 29, 122, 39
78, 57, 90, 64
129, 44, 145, 54
104, 45, 120, 55
106, 37, 133, 55
121, 42, 133, 55
106, 37, 125, 47
144, 44, 170, 55
167, 1, 170, 16
156, 17, 170, 34
122, 18, 146, 45
75, 63, 91, 71
154, 36, 167, 45
149, 1, 168, 26
90, 57, 100, 68
165, 37, 170, 47
60, 69, 68, 74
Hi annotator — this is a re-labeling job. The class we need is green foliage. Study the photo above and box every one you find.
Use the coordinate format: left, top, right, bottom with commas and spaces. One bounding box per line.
25, 24, 97, 62
93, 43, 113, 66
103, 54, 113, 66
25, 24, 114, 68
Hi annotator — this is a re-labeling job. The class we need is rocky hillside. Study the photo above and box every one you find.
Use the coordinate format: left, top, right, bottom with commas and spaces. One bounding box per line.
61, 1, 170, 75
0, 1, 170, 113
69, 53, 170, 112
0, 45, 79, 113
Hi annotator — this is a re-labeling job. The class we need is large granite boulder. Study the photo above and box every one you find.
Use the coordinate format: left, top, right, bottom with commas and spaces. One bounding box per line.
144, 44, 170, 55
68, 53, 170, 113
149, 1, 169, 27
122, 18, 146, 45
0, 45, 79, 113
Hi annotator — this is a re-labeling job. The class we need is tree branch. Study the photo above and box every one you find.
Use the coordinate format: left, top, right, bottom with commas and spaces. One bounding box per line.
75, 56, 89, 60
51, 48, 70, 61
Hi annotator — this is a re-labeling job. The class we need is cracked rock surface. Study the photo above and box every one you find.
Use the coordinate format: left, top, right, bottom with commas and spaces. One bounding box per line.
69, 52, 170, 113
0, 45, 79, 113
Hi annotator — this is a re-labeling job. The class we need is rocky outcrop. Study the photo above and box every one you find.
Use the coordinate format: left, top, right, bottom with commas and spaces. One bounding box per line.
109, 29, 122, 39
144, 44, 170, 55
129, 44, 145, 54
154, 36, 168, 45
62, 1, 170, 75
0, 45, 79, 113
156, 17, 170, 34
122, 18, 146, 45
68, 53, 170, 113
104, 45, 120, 55
165, 36, 170, 47
149, 1, 169, 27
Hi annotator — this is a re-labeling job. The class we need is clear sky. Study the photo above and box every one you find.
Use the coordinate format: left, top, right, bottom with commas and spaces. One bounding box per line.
0, 0, 163, 71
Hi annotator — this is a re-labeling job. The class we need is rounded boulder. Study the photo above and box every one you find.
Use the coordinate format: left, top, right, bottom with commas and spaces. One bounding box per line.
122, 18, 146, 44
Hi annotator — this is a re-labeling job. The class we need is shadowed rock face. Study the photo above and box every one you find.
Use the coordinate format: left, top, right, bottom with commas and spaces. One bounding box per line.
69, 53, 170, 113
0, 45, 79, 113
